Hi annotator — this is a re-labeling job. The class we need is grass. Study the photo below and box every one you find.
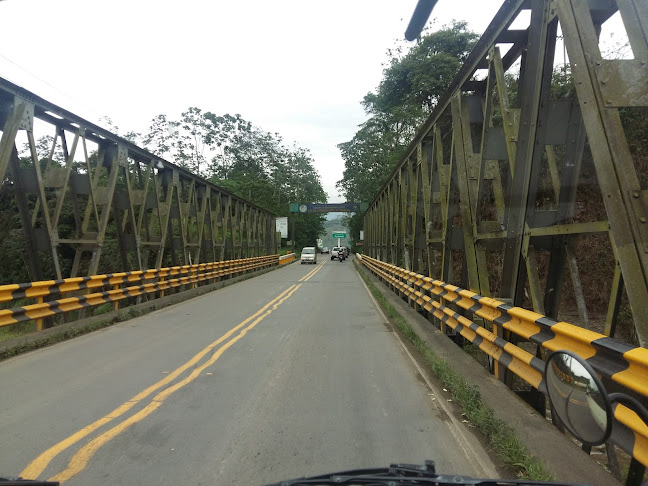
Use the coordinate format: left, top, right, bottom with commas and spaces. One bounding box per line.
463, 342, 490, 368
0, 315, 122, 361
355, 263, 555, 482
0, 320, 37, 342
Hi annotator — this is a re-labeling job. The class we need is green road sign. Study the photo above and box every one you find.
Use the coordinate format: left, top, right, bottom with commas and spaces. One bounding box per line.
332, 232, 347, 238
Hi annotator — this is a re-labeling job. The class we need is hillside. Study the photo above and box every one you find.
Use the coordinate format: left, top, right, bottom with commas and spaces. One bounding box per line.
320, 217, 350, 249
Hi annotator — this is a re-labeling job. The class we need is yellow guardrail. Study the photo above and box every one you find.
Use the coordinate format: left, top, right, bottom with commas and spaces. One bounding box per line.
0, 255, 280, 331
279, 253, 296, 264
357, 254, 648, 467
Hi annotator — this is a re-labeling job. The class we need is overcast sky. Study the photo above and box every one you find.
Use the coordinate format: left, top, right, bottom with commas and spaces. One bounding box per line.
1, 1, 519, 202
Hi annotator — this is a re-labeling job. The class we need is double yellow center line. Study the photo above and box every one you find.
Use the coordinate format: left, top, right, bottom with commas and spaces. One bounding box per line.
22, 262, 326, 482
299, 260, 325, 282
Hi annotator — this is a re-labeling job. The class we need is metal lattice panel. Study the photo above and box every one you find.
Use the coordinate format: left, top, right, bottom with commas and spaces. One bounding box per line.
0, 77, 276, 281
364, 0, 648, 346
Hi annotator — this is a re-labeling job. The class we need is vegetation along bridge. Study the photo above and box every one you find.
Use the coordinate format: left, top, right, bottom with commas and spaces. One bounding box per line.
0, 0, 647, 484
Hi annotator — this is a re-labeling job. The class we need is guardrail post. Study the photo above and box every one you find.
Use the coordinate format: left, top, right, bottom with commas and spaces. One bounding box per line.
112, 285, 119, 311
36, 296, 44, 331
492, 297, 515, 388
496, 328, 513, 388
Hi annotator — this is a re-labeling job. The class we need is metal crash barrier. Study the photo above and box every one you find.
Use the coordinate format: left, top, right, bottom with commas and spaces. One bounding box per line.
0, 255, 280, 331
358, 254, 648, 468
279, 253, 296, 265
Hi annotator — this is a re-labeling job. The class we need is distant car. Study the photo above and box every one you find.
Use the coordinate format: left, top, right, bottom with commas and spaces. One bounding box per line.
321, 247, 329, 254
331, 247, 343, 260
301, 247, 317, 264
343, 247, 350, 257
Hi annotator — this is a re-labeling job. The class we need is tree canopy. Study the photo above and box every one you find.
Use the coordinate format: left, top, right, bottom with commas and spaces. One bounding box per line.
336, 22, 478, 248
135, 108, 327, 248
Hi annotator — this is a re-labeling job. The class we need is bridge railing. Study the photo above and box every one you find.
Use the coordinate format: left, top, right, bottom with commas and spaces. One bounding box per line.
0, 255, 281, 331
279, 253, 296, 265
358, 254, 648, 469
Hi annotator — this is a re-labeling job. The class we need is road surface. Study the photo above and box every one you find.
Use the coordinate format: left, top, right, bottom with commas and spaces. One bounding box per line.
0, 256, 498, 485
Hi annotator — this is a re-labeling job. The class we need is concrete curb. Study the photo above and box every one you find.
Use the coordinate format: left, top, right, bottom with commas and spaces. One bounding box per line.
0, 264, 286, 361
355, 261, 621, 486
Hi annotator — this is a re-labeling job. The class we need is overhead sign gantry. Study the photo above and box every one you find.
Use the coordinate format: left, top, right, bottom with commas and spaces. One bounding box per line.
289, 202, 368, 213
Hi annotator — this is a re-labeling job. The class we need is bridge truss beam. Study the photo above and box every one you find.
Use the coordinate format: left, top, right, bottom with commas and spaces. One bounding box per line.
365, 0, 648, 346
0, 78, 276, 281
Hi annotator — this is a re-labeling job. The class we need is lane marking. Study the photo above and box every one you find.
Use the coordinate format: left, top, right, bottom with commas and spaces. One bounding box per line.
356, 270, 499, 478
21, 285, 297, 480
298, 262, 322, 282
303, 263, 325, 282
299, 261, 326, 282
48, 283, 302, 483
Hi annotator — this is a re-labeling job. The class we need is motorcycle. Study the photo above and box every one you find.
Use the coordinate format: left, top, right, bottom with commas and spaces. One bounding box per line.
338, 250, 345, 262
264, 350, 648, 486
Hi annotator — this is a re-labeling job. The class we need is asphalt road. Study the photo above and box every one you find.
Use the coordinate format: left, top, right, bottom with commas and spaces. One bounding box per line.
0, 256, 499, 485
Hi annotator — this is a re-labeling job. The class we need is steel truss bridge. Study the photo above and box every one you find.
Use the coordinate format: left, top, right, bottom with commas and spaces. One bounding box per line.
1, 0, 648, 481
0, 78, 276, 282
364, 0, 648, 347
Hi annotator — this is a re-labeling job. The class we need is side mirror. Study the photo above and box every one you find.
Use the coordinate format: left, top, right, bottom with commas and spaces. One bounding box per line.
544, 350, 613, 446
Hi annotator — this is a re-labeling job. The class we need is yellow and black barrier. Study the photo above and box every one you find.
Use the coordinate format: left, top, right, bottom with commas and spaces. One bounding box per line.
357, 254, 648, 467
0, 255, 280, 330
279, 253, 296, 265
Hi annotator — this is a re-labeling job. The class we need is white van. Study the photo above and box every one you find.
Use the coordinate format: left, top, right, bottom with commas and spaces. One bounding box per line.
300, 247, 317, 264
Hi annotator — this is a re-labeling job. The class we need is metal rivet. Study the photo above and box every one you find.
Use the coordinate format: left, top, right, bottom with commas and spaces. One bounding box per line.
641, 217, 647, 223
634, 192, 640, 198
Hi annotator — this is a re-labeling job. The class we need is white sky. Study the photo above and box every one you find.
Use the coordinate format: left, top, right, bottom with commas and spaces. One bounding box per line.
0, 1, 517, 203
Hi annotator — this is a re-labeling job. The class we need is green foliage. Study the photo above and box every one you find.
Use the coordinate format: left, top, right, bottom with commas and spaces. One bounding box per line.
621, 106, 648, 156
1, 103, 326, 284
143, 108, 213, 175
291, 213, 326, 250
342, 213, 364, 253
550, 66, 575, 100
143, 113, 175, 158
337, 22, 478, 210
127, 107, 329, 255
141, 108, 327, 224
337, 116, 406, 204
363, 21, 478, 119
0, 190, 31, 284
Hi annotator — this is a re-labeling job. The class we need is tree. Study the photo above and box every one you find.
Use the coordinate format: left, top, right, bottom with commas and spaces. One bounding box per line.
364, 21, 478, 121
142, 107, 328, 248
203, 112, 253, 179
206, 125, 327, 248
337, 116, 405, 205
337, 21, 478, 245
143, 114, 176, 159
174, 107, 211, 175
